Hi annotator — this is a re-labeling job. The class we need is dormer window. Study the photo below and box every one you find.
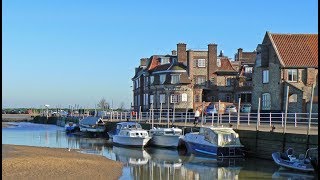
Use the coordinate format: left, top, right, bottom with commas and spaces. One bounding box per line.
171, 74, 180, 84
161, 57, 170, 65
160, 74, 166, 84
245, 67, 253, 73
288, 69, 298, 82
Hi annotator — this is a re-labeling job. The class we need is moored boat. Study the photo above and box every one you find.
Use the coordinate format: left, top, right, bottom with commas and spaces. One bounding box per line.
79, 116, 106, 133
180, 126, 244, 157
112, 122, 151, 147
272, 147, 317, 173
65, 122, 79, 133
148, 127, 183, 148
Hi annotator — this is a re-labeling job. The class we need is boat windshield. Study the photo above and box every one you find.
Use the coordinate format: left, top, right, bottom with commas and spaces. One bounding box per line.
218, 133, 241, 146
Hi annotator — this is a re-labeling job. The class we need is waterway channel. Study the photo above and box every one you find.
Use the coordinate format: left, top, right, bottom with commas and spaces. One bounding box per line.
2, 122, 316, 179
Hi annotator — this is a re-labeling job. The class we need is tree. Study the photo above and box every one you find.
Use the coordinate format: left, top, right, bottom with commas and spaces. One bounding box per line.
97, 98, 109, 110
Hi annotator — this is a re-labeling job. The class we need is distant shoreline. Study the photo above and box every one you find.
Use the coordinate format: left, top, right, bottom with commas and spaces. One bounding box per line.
2, 114, 34, 122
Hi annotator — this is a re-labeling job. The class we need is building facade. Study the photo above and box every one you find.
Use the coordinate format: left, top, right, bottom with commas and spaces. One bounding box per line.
132, 43, 242, 112
252, 32, 318, 113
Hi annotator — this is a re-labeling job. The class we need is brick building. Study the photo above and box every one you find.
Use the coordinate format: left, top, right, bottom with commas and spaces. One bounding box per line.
252, 32, 318, 113
132, 43, 241, 112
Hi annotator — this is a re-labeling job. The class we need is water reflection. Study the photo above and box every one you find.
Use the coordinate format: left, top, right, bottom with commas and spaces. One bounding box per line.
3, 122, 279, 180
272, 168, 315, 180
113, 146, 151, 166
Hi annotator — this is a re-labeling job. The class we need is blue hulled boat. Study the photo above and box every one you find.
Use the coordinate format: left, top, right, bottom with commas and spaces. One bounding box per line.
180, 126, 244, 158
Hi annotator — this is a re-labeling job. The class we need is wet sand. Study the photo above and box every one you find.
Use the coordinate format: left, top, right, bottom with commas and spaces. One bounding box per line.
2, 145, 123, 180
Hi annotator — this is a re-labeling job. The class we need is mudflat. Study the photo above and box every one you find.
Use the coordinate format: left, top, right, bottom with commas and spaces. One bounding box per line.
2, 144, 123, 180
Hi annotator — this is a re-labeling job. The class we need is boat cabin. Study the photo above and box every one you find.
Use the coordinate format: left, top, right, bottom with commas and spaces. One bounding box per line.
149, 128, 182, 136
199, 127, 242, 147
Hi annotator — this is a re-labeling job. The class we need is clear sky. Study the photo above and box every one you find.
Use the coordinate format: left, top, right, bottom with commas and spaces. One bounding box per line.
2, 0, 318, 109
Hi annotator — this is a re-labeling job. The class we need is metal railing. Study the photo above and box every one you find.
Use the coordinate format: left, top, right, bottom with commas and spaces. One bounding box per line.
104, 111, 318, 134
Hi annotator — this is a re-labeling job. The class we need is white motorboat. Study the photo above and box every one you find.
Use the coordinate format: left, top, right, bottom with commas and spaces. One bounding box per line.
112, 122, 151, 147
181, 126, 244, 157
148, 127, 183, 148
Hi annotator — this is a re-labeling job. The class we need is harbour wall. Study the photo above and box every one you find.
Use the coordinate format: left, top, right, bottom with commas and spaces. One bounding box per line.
105, 121, 318, 160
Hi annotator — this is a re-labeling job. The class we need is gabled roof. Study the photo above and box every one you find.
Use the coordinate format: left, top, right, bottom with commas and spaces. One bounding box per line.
215, 58, 238, 73
268, 32, 318, 67
146, 56, 161, 70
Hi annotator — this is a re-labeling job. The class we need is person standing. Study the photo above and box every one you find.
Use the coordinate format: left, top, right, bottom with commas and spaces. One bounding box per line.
194, 108, 200, 126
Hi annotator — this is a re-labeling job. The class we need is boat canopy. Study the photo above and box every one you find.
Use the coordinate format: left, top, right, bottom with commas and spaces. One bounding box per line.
116, 122, 142, 130
80, 117, 104, 126
199, 127, 242, 147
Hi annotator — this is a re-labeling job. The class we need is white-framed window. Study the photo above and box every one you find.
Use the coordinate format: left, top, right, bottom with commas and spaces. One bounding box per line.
150, 76, 154, 85
170, 94, 180, 103
144, 76, 148, 86
245, 67, 253, 73
159, 94, 166, 103
161, 57, 170, 65
142, 94, 148, 105
226, 78, 232, 86
262, 93, 271, 110
288, 69, 298, 82
255, 52, 261, 67
150, 95, 154, 104
197, 59, 206, 67
135, 79, 139, 89
263, 70, 269, 83
217, 58, 221, 67
160, 74, 166, 84
171, 74, 180, 84
196, 76, 206, 85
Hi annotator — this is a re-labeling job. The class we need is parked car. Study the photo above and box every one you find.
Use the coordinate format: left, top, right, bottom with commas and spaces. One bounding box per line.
240, 104, 251, 113
205, 104, 217, 115
225, 105, 237, 114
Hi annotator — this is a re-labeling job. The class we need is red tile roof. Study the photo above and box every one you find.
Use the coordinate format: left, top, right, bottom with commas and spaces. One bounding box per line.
216, 58, 238, 72
269, 33, 318, 67
147, 56, 161, 70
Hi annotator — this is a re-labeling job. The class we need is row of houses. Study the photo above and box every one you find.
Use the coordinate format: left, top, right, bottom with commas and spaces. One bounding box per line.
132, 31, 318, 113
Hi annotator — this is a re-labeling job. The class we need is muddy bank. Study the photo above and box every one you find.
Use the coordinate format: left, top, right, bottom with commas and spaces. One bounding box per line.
2, 144, 123, 180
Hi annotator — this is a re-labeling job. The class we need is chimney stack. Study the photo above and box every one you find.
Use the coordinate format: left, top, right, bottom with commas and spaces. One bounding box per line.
140, 58, 148, 67
208, 44, 218, 85
237, 48, 243, 61
177, 43, 187, 63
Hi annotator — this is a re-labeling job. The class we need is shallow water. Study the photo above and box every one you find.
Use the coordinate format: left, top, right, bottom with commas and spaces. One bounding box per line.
2, 122, 316, 180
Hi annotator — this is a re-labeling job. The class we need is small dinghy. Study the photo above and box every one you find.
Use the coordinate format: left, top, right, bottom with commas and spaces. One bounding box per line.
272, 147, 316, 173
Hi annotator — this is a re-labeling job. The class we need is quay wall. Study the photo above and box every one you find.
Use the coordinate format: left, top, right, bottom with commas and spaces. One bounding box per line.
104, 121, 318, 160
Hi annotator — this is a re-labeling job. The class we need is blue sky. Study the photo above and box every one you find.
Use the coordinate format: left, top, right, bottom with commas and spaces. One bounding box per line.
2, 0, 318, 109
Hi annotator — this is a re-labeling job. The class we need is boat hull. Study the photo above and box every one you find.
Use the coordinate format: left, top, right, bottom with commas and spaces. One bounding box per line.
149, 135, 181, 148
181, 138, 244, 158
272, 152, 314, 172
80, 126, 105, 133
113, 135, 151, 148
